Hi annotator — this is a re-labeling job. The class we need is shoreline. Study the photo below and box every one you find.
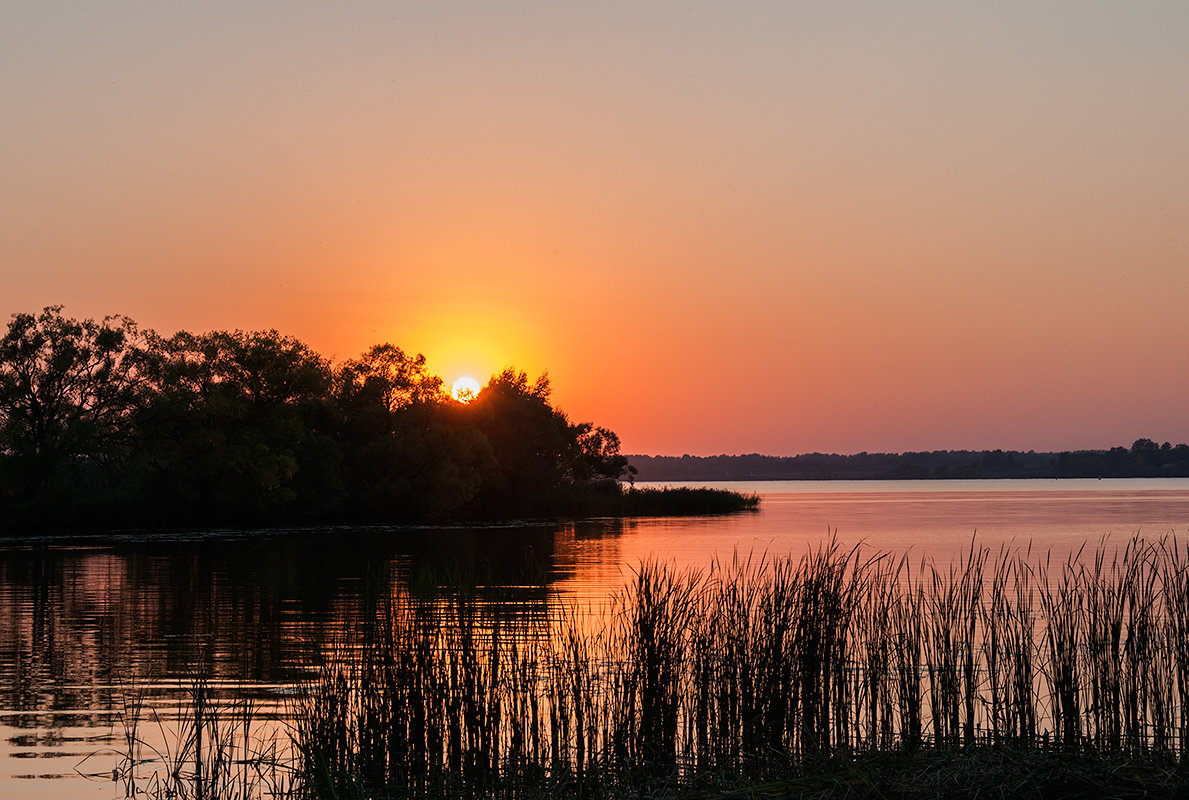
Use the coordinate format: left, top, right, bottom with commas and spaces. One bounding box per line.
0, 485, 760, 539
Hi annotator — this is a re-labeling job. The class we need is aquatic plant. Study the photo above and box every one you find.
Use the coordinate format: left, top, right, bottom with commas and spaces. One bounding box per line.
108, 533, 1189, 798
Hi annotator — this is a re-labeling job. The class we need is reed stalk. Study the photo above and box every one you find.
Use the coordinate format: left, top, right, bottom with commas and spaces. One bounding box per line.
102, 533, 1189, 799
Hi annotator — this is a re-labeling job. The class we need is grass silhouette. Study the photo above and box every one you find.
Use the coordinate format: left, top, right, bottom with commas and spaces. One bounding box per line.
107, 534, 1189, 798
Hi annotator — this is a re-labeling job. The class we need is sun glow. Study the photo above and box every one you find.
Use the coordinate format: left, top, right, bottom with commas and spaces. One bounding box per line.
451, 375, 481, 403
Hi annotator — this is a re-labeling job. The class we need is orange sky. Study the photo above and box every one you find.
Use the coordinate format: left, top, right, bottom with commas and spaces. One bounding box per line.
3, 3, 1187, 455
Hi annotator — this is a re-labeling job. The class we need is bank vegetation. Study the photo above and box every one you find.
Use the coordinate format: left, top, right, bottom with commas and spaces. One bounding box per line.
0, 307, 759, 531
107, 535, 1189, 799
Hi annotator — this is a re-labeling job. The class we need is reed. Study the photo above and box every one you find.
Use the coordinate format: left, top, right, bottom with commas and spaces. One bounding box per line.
107, 532, 1189, 798
617, 486, 761, 516
91, 666, 293, 800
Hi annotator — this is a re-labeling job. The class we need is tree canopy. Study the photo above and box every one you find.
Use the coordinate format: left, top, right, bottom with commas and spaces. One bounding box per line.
0, 307, 634, 531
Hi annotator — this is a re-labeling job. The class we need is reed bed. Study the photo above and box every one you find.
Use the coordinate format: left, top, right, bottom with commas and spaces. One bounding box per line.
116, 534, 1189, 798
87, 670, 295, 800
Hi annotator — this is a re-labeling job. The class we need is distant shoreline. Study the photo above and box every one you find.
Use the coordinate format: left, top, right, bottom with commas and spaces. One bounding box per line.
627, 439, 1189, 482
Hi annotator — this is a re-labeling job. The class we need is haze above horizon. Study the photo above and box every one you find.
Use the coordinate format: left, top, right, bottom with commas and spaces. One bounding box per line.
4, 2, 1187, 456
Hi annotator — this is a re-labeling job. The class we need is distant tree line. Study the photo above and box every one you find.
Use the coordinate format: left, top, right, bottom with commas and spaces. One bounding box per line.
629, 440, 1189, 482
0, 307, 634, 532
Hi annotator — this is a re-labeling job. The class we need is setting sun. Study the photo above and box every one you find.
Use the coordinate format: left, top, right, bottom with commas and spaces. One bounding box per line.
451, 375, 481, 403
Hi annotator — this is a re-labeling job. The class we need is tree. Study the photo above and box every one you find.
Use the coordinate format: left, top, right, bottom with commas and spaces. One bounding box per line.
465, 368, 633, 515
331, 344, 467, 519
568, 423, 634, 485
0, 306, 640, 526
336, 344, 442, 416
0, 306, 150, 499
135, 329, 338, 521
340, 400, 496, 520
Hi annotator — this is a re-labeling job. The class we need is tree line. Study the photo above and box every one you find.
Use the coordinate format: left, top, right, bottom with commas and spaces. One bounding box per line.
629, 440, 1189, 482
0, 306, 634, 531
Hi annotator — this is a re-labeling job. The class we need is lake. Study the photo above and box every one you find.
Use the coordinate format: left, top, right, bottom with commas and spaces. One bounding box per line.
3, 477, 1189, 798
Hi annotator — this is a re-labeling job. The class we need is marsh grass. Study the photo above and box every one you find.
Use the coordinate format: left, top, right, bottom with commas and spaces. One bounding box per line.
617, 487, 761, 516
111, 533, 1189, 798
85, 667, 294, 799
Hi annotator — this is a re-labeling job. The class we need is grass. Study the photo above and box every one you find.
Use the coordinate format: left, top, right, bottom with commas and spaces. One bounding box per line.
79, 666, 295, 799
490, 483, 760, 521
689, 746, 1189, 799
617, 486, 761, 516
107, 533, 1189, 798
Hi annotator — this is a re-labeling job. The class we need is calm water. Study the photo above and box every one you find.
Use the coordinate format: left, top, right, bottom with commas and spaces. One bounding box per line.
3, 478, 1189, 797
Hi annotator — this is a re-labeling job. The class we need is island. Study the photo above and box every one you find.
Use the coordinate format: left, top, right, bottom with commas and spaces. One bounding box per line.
0, 306, 755, 532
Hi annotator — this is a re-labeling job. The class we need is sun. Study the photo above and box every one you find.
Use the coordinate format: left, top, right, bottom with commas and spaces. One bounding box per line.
451, 375, 481, 403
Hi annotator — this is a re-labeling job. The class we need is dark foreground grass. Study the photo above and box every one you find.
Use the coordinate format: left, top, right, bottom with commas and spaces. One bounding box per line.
694, 748, 1188, 800
109, 534, 1189, 799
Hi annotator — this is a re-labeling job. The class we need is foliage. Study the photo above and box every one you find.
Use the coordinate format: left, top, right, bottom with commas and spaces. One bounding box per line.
132, 328, 337, 523
618, 486, 759, 515
335, 343, 441, 415
466, 369, 633, 516
99, 536, 1189, 799
287, 535, 1189, 798
0, 306, 152, 510
0, 307, 648, 529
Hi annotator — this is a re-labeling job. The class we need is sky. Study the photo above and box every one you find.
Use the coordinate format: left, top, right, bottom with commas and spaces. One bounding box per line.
3, 2, 1187, 456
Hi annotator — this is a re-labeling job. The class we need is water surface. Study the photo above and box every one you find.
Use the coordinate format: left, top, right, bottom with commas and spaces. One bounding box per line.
3, 478, 1188, 797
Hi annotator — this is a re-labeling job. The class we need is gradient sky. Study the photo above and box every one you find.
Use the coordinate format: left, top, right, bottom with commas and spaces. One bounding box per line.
3, 2, 1187, 455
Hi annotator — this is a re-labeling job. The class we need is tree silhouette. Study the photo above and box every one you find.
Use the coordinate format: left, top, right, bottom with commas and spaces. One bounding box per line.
0, 307, 716, 529
0, 306, 150, 500
336, 344, 442, 415
134, 329, 337, 522
465, 369, 633, 516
